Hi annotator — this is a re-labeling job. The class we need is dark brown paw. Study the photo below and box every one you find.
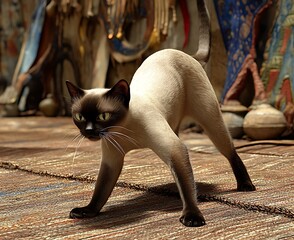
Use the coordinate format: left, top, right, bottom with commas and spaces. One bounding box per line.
70, 206, 99, 219
180, 213, 206, 227
237, 181, 256, 191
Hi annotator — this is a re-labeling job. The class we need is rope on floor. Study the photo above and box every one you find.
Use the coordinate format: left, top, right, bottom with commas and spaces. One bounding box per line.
1, 161, 293, 219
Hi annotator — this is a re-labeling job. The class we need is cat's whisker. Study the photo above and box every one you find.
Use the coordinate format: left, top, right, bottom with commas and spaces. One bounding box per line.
109, 136, 126, 156
62, 127, 79, 139
72, 133, 83, 143
103, 134, 125, 156
101, 135, 111, 152
101, 125, 135, 133
100, 132, 112, 152
73, 135, 85, 164
107, 131, 139, 147
102, 135, 119, 154
65, 133, 83, 152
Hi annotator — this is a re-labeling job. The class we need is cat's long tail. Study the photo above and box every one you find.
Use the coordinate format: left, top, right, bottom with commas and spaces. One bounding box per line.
192, 0, 211, 66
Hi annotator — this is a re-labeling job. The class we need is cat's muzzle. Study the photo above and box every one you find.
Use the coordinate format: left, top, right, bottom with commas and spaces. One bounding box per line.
87, 135, 101, 141
82, 131, 101, 141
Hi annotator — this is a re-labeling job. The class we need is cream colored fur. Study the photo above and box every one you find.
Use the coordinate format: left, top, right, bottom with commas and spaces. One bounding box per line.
119, 49, 235, 224
70, 49, 255, 227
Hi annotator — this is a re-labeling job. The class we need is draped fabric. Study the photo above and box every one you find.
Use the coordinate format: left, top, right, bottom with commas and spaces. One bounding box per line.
214, 0, 271, 103
19, 0, 47, 74
0, 1, 25, 83
260, 0, 294, 123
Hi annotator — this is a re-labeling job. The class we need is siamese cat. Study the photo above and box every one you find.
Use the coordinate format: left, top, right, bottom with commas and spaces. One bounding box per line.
66, 49, 256, 227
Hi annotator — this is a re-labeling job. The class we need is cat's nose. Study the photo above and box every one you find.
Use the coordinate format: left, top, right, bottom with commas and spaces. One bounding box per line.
84, 122, 100, 141
85, 122, 94, 133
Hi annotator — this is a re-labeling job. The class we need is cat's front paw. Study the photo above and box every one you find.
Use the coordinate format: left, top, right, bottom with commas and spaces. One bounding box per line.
69, 206, 99, 219
237, 181, 256, 191
180, 212, 206, 227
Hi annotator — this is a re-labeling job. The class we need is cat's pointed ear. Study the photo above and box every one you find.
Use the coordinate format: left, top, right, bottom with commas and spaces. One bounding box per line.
66, 81, 84, 100
107, 79, 130, 108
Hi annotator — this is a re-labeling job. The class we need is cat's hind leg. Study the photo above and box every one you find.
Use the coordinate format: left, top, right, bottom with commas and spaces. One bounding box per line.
191, 107, 256, 192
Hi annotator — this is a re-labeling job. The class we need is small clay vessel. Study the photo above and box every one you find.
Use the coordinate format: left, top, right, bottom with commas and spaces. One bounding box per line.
222, 112, 244, 139
39, 95, 59, 117
243, 104, 287, 140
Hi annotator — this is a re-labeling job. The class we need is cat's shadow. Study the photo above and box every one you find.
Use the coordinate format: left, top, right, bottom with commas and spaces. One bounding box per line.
73, 182, 227, 229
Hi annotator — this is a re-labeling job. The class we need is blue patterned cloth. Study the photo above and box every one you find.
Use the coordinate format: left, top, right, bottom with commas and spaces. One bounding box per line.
214, 0, 269, 101
20, 0, 47, 73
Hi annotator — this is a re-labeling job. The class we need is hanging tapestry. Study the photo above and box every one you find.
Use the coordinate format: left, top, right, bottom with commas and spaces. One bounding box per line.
0, 1, 25, 83
214, 0, 272, 104
260, 0, 294, 124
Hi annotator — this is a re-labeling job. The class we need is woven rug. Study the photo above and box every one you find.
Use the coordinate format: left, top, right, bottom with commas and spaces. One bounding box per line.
0, 117, 293, 239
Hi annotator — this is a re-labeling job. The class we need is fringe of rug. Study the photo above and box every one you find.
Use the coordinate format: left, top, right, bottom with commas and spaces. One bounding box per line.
1, 161, 293, 219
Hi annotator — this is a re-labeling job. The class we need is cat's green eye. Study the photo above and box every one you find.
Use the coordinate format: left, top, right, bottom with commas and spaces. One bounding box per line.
97, 112, 111, 121
74, 113, 86, 122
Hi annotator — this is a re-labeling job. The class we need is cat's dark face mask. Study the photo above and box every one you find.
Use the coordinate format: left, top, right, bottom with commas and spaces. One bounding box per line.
66, 80, 130, 141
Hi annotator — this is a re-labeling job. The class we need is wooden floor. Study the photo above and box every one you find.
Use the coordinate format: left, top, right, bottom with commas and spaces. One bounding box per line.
0, 117, 293, 239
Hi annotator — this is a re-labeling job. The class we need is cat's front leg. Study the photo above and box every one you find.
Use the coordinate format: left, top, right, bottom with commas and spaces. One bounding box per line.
70, 141, 124, 219
169, 144, 206, 227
